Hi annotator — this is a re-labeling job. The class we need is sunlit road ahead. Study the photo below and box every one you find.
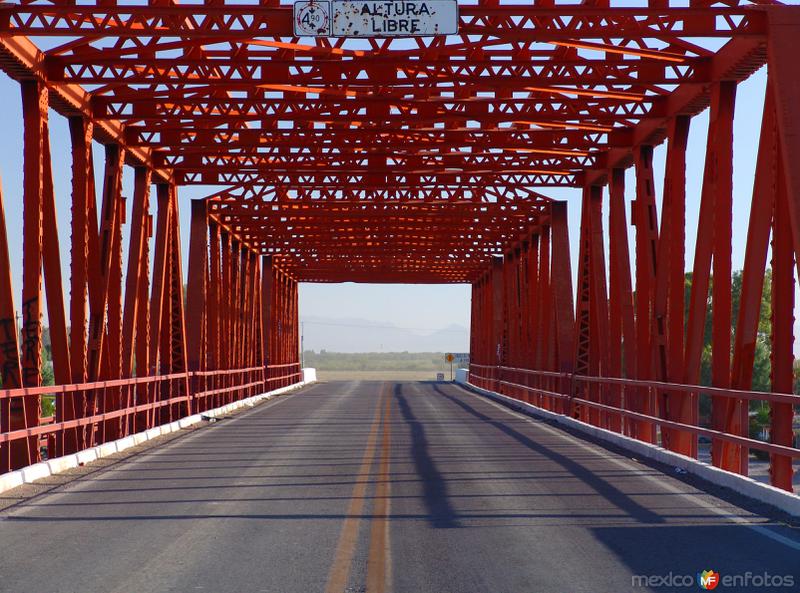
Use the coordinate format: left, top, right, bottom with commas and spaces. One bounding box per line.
1, 381, 799, 593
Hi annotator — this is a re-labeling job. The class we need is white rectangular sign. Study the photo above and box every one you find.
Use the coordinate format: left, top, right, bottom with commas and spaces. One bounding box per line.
294, 0, 458, 37
447, 352, 470, 364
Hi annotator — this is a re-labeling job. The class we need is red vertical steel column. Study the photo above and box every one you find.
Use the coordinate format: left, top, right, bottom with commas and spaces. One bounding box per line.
291, 275, 300, 382
770, 140, 795, 491
575, 185, 610, 426
515, 246, 525, 389
523, 236, 551, 409
684, 93, 719, 443
607, 169, 637, 435
279, 269, 287, 386
491, 256, 504, 391
207, 223, 221, 406
550, 202, 574, 415
574, 188, 591, 419
285, 271, 292, 385
252, 254, 263, 377
537, 223, 554, 408
240, 250, 250, 375
471, 275, 481, 383
633, 145, 659, 443
134, 213, 152, 432
186, 200, 207, 408
768, 7, 800, 282
105, 151, 125, 441
122, 167, 152, 377
18, 81, 47, 467
282, 271, 291, 386
271, 265, 280, 388
731, 79, 777, 480
120, 167, 151, 434
186, 200, 208, 379
0, 177, 23, 473
67, 117, 93, 448
273, 267, 282, 387
478, 273, 490, 385
261, 255, 273, 389
708, 82, 740, 473
469, 274, 486, 387
590, 186, 611, 428
41, 123, 73, 457
158, 197, 175, 419
578, 187, 596, 422
249, 252, 261, 380
220, 231, 232, 391
230, 240, 241, 372
68, 118, 93, 385
85, 143, 124, 443
87, 144, 124, 385
242, 251, 253, 374
469, 281, 478, 372
518, 241, 530, 393
167, 185, 189, 418
766, 8, 800, 490
149, 184, 171, 428
503, 248, 516, 397
655, 116, 691, 455
527, 233, 540, 373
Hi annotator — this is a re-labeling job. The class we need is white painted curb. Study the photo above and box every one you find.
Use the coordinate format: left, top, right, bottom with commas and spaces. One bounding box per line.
458, 379, 800, 518
0, 376, 315, 496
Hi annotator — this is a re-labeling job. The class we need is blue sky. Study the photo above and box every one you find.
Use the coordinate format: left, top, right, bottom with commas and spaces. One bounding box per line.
0, 64, 792, 352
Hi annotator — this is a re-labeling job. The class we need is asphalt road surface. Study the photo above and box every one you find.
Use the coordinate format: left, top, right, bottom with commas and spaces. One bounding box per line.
1, 381, 799, 593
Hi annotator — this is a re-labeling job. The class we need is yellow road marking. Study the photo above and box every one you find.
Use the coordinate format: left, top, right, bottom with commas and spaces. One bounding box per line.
367, 384, 393, 593
324, 383, 385, 593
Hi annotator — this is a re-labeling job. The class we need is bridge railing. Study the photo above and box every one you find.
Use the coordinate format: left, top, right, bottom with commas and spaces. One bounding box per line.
0, 364, 303, 473
469, 364, 800, 490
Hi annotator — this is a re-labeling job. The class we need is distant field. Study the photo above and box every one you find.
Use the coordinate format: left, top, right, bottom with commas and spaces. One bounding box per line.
303, 351, 466, 382
317, 370, 455, 382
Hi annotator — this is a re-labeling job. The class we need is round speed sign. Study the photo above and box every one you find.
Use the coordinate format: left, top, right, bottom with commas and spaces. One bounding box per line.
294, 1, 331, 36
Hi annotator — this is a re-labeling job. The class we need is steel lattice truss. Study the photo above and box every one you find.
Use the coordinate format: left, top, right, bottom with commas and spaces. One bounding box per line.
1, 0, 800, 491
0, 0, 781, 282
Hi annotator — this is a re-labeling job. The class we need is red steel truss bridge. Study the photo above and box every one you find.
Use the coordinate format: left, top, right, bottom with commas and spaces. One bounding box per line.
0, 1, 800, 590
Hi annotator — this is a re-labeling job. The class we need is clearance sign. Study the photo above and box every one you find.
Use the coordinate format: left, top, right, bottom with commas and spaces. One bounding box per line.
294, 0, 459, 37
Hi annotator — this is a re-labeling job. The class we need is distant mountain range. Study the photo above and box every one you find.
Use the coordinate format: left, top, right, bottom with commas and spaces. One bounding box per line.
300, 316, 470, 353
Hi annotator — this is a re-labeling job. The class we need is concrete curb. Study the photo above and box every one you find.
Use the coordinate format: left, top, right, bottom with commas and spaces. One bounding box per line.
0, 378, 314, 496
458, 379, 800, 518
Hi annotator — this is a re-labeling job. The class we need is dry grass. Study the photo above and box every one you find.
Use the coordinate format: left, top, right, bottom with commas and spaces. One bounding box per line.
316, 370, 454, 382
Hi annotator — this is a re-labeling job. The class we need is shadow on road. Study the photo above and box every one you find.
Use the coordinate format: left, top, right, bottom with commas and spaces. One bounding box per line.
394, 383, 461, 529
430, 383, 665, 525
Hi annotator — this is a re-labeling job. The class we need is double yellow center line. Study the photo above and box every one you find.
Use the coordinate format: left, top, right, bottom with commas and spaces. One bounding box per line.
325, 383, 393, 593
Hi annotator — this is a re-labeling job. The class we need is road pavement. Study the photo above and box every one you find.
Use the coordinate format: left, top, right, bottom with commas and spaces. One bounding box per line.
1, 380, 799, 593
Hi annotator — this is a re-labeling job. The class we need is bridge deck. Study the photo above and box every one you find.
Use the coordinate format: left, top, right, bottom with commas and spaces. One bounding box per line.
1, 381, 798, 593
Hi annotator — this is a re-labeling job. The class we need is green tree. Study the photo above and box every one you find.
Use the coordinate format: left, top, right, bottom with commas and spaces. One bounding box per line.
684, 270, 789, 440
685, 270, 772, 393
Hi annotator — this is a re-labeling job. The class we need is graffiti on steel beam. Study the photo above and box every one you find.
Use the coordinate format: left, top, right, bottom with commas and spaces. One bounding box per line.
19, 297, 41, 386
0, 318, 20, 389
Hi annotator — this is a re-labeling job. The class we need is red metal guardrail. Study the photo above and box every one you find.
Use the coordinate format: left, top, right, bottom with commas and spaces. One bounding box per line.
1, 363, 303, 472
469, 364, 800, 491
